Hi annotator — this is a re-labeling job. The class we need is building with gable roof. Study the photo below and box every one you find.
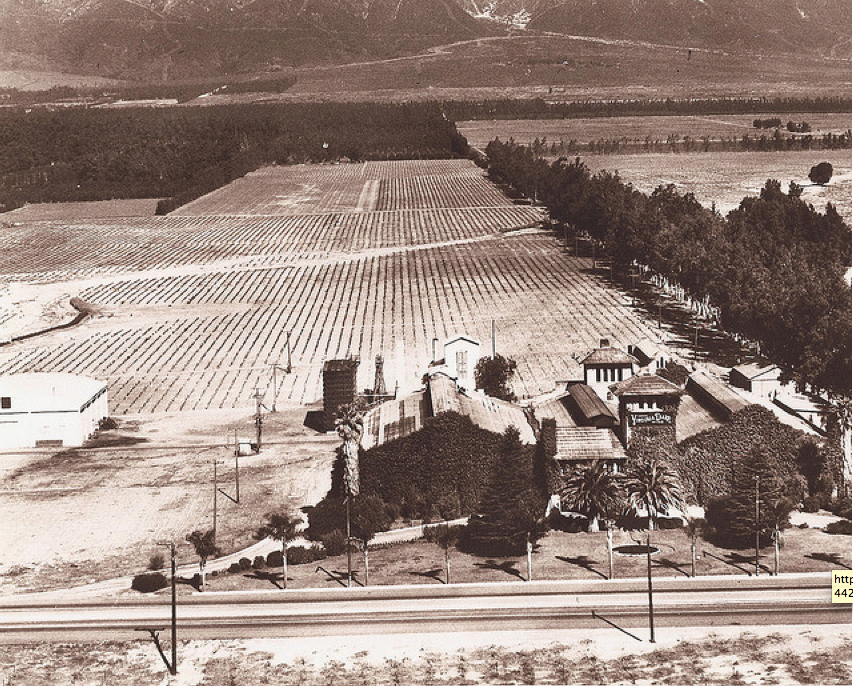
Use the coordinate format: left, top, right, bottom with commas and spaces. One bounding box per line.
729, 360, 785, 399
580, 339, 638, 400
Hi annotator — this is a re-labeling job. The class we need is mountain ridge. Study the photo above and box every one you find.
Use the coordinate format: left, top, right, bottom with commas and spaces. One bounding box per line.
1, 0, 849, 82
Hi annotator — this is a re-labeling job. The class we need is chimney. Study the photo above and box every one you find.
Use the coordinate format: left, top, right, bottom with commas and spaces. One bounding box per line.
432, 338, 439, 363
599, 337, 610, 349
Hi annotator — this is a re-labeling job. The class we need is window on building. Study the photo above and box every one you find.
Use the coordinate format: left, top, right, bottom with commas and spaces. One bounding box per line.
456, 350, 467, 378
0, 397, 10, 409
596, 368, 601, 383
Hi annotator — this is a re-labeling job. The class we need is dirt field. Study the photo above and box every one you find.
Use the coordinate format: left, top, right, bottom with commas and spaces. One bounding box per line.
579, 149, 853, 222
1, 625, 849, 685
458, 113, 853, 149
0, 407, 339, 594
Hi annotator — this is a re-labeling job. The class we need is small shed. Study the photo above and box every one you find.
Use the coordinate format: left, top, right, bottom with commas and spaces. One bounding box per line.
729, 361, 785, 399
0, 372, 108, 449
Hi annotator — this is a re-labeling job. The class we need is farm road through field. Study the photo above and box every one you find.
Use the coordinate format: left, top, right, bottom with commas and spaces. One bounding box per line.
0, 159, 660, 413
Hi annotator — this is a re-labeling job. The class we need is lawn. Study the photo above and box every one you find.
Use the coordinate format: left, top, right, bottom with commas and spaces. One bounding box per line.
190, 524, 850, 594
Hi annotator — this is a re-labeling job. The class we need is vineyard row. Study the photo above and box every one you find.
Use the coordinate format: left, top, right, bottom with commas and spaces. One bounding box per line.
0, 235, 657, 414
0, 206, 542, 281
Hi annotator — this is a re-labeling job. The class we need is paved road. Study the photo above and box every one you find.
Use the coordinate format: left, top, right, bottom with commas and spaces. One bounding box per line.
1, 574, 846, 643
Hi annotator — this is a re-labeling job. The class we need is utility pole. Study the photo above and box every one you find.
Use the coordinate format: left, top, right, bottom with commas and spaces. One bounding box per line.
286, 331, 292, 373
346, 495, 352, 588
491, 319, 496, 358
213, 459, 221, 543
271, 364, 278, 413
234, 444, 240, 504
253, 387, 263, 451
150, 540, 177, 676
694, 321, 699, 362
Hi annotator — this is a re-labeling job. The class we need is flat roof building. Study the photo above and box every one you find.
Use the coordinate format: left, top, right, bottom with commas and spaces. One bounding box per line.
0, 372, 108, 450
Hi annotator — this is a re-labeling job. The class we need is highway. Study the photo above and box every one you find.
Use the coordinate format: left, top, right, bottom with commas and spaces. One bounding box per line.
0, 574, 847, 643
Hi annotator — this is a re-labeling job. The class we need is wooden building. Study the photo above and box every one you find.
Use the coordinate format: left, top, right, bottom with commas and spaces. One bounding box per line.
729, 361, 785, 399
322, 358, 359, 431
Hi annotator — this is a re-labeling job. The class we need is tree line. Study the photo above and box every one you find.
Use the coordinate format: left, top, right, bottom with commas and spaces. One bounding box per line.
526, 130, 850, 157
0, 102, 469, 213
443, 96, 852, 121
0, 74, 299, 107
484, 138, 851, 400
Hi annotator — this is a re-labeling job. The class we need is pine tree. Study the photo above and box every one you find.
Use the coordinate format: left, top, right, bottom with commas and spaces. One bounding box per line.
463, 428, 547, 557
705, 446, 798, 549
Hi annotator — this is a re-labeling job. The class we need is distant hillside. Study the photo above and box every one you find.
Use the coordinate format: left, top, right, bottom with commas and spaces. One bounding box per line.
0, 0, 490, 80
523, 0, 851, 56
1, 0, 848, 84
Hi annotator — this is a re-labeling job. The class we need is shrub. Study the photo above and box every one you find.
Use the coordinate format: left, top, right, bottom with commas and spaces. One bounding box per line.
148, 553, 165, 571
227, 562, 241, 574
238, 557, 252, 571
131, 572, 168, 593
287, 545, 327, 565
830, 495, 852, 520
677, 406, 805, 505
266, 550, 283, 567
98, 417, 118, 431
321, 530, 347, 556
825, 519, 852, 535
547, 510, 588, 533
384, 501, 401, 522
802, 495, 821, 513
252, 555, 266, 570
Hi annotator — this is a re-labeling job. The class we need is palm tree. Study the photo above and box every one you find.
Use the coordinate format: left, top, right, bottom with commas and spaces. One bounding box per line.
623, 457, 684, 643
335, 403, 364, 588
256, 511, 300, 590
559, 460, 623, 533
186, 529, 217, 592
559, 460, 624, 579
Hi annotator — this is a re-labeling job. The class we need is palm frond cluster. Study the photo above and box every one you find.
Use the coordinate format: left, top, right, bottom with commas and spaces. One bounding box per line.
559, 458, 685, 531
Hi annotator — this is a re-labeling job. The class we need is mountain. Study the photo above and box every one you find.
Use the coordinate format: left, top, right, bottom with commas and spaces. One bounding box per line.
0, 0, 490, 81
521, 0, 850, 55
1, 0, 848, 85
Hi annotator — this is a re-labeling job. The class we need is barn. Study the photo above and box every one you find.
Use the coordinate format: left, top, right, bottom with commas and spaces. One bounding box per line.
0, 372, 108, 450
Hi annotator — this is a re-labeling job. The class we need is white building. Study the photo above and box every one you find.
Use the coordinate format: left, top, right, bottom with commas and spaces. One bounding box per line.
0, 372, 109, 450
580, 341, 638, 401
428, 335, 481, 391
